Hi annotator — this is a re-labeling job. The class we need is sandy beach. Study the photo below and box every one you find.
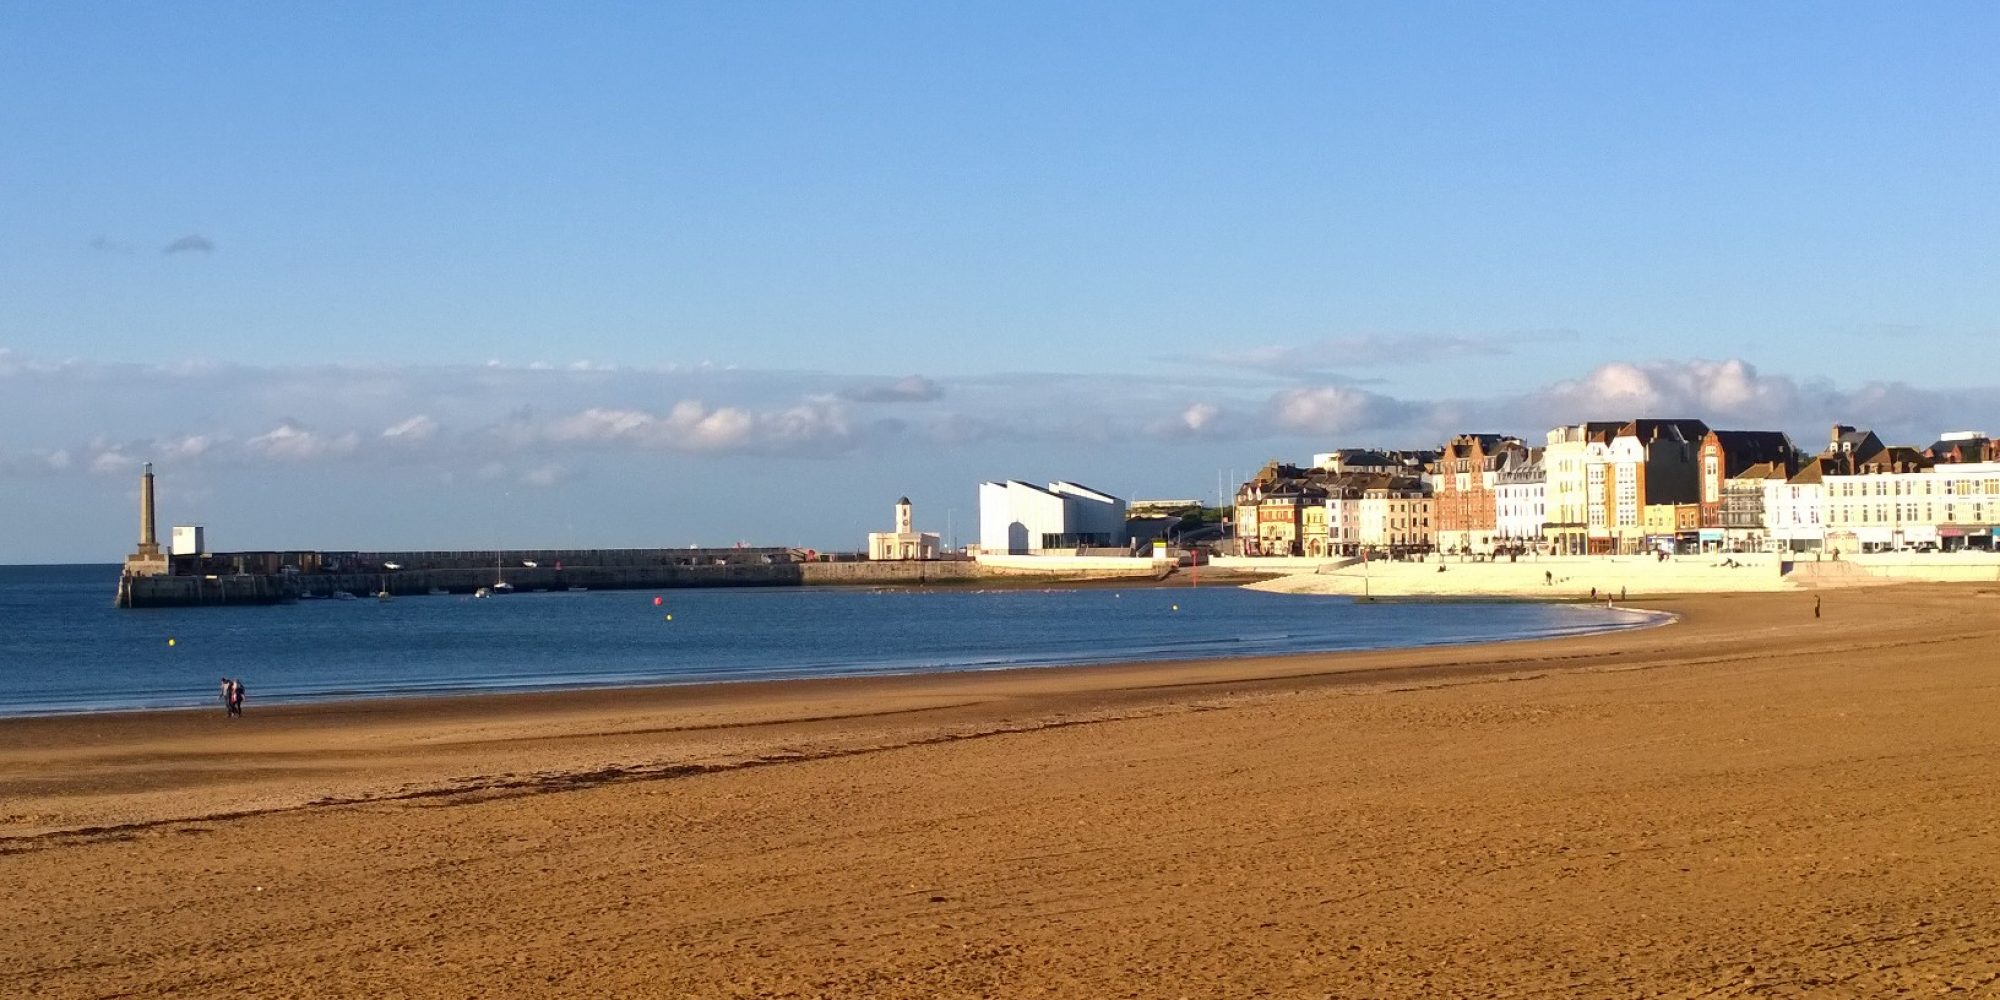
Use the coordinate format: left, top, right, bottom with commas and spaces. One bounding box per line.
6, 585, 2000, 997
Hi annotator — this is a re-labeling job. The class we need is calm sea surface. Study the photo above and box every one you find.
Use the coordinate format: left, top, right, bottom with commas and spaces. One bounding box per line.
0, 564, 1652, 716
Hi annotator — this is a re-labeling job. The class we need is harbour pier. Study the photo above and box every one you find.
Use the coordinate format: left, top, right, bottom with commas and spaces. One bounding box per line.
114, 469, 1169, 608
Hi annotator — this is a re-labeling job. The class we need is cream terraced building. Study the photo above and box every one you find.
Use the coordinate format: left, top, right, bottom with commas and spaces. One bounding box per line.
1766, 459, 1828, 552
1358, 478, 1433, 552
1542, 422, 1622, 555
1821, 461, 2000, 552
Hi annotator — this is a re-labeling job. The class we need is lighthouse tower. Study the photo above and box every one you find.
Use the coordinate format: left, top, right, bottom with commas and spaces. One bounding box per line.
123, 463, 170, 577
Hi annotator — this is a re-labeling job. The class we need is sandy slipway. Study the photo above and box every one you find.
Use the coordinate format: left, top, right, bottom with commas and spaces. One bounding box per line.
5, 584, 2000, 997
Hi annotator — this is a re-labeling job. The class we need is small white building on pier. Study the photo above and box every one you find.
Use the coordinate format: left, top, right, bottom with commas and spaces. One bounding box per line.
868, 497, 941, 560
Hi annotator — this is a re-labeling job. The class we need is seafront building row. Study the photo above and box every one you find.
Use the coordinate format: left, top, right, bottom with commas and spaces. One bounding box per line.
1234, 423, 2000, 557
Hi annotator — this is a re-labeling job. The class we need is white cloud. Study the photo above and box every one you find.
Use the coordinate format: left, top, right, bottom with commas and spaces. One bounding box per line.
246, 421, 360, 461
0, 348, 53, 378
1267, 386, 1413, 435
1527, 359, 1808, 423
539, 399, 855, 454
1138, 401, 1255, 442
381, 415, 439, 443
89, 449, 138, 476
160, 434, 219, 460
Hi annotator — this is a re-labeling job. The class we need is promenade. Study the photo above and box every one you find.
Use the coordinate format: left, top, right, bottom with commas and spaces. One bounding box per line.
1225, 551, 2000, 598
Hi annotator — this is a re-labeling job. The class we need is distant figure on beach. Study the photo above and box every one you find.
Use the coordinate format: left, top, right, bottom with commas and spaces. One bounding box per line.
1545, 570, 1553, 586
1590, 586, 1597, 600
1815, 596, 1822, 619
1620, 586, 1627, 602
228, 679, 245, 718
219, 677, 233, 718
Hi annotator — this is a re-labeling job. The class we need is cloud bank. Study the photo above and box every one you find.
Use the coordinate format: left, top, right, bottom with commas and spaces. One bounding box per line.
839, 375, 944, 403
0, 350, 1995, 485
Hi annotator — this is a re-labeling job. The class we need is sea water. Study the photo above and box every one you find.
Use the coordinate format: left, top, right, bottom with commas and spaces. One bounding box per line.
0, 564, 1653, 716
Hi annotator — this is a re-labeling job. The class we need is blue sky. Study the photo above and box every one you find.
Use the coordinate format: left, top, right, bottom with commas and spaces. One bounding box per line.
3, 3, 1999, 562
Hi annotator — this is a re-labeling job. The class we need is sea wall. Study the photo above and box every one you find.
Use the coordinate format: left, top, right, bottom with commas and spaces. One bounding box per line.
1842, 552, 2000, 583
797, 561, 984, 585
1242, 549, 2000, 598
117, 574, 293, 608
974, 554, 1171, 576
120, 557, 1168, 607
1246, 554, 1792, 598
1207, 555, 1353, 573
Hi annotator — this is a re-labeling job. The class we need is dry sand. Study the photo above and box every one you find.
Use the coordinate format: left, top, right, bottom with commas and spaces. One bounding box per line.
5, 586, 2000, 997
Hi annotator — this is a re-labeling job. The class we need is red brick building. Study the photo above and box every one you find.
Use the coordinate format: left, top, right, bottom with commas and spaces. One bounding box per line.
1431, 433, 1526, 554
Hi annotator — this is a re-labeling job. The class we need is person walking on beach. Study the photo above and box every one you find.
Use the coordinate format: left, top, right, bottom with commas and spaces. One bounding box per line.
228, 679, 245, 718
1814, 596, 1822, 619
219, 677, 233, 718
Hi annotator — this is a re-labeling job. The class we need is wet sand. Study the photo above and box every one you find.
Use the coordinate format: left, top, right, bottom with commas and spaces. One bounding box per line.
5, 586, 2000, 997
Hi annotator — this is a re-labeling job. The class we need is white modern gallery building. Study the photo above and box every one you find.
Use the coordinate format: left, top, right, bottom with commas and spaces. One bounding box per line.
976, 481, 1129, 554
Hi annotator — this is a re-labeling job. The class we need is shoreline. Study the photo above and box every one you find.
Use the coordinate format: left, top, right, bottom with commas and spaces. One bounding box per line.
0, 590, 1707, 842
0, 594, 1665, 721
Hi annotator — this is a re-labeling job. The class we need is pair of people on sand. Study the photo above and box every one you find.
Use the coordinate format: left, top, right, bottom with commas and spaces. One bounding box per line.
219, 677, 246, 718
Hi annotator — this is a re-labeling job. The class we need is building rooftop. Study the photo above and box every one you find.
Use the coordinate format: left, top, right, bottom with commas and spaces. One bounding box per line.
1619, 418, 1711, 443
1710, 430, 1799, 476
1731, 460, 1791, 481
